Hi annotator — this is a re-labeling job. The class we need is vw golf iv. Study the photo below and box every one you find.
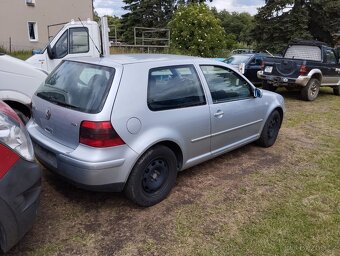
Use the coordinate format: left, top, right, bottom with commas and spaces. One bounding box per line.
27, 54, 285, 206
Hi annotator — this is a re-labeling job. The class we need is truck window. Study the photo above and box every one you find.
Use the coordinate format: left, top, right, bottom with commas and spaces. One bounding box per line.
70, 28, 89, 54
325, 49, 337, 64
284, 45, 321, 61
54, 31, 68, 59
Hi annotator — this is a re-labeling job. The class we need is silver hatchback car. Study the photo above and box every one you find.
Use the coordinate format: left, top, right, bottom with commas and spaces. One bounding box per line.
27, 54, 285, 206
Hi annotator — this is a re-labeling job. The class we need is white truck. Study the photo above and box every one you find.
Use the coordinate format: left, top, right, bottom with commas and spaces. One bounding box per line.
0, 18, 110, 122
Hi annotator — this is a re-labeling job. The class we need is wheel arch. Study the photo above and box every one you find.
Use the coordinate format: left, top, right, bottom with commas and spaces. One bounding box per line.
3, 100, 31, 119
274, 106, 284, 126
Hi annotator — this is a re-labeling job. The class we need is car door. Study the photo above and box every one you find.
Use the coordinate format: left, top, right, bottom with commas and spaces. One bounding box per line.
199, 65, 267, 156
322, 48, 340, 85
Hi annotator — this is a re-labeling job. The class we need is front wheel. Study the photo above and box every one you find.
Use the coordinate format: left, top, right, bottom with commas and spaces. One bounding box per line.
124, 145, 177, 207
300, 78, 320, 101
256, 110, 282, 148
333, 86, 340, 96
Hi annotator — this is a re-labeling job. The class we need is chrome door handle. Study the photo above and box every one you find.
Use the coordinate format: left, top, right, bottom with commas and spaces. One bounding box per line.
214, 110, 224, 118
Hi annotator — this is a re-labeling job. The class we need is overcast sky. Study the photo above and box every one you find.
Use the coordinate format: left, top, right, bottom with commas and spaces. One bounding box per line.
93, 0, 266, 17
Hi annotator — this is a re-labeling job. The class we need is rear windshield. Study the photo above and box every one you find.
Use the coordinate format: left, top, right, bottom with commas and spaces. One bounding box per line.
36, 61, 115, 113
284, 45, 321, 61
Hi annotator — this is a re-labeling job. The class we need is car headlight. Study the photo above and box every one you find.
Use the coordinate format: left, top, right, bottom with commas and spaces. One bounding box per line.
0, 113, 34, 161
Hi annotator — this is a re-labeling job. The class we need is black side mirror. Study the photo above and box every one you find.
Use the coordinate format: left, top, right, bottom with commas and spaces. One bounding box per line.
254, 88, 263, 98
46, 45, 55, 59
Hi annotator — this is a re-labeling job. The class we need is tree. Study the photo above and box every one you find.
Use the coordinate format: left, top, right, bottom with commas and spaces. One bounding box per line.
307, 0, 340, 46
253, 0, 339, 53
121, 0, 214, 44
253, 0, 312, 53
169, 4, 226, 57
121, 0, 176, 43
212, 8, 254, 46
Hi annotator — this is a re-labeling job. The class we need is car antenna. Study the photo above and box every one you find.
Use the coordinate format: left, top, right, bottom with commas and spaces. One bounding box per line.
78, 17, 103, 57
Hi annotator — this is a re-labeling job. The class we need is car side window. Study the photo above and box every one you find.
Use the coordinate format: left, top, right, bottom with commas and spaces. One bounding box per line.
148, 65, 206, 111
70, 28, 89, 54
200, 65, 252, 103
325, 49, 337, 64
54, 31, 68, 59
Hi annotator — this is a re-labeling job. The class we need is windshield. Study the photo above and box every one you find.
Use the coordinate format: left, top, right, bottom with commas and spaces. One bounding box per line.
224, 55, 251, 65
36, 61, 115, 113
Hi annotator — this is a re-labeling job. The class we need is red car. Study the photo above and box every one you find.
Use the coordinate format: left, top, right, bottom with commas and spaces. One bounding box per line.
0, 101, 41, 253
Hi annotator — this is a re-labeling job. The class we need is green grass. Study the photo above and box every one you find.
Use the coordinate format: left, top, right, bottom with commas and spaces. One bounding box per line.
9, 50, 32, 60
0, 45, 32, 60
169, 90, 340, 256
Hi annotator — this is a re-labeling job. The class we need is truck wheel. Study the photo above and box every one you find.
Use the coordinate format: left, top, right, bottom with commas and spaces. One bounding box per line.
333, 86, 340, 96
301, 78, 320, 101
256, 110, 281, 148
262, 81, 277, 92
124, 145, 177, 207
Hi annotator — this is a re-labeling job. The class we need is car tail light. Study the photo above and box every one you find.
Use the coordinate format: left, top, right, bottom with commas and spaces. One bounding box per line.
0, 109, 34, 162
299, 64, 308, 76
0, 144, 20, 179
80, 121, 125, 148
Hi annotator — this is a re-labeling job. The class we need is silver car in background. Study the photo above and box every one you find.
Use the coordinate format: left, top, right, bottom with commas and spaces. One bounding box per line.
27, 54, 285, 206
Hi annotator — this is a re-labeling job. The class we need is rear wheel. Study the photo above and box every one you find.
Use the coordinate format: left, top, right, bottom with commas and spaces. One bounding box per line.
262, 81, 277, 92
300, 78, 320, 101
124, 145, 177, 207
256, 110, 281, 148
333, 86, 340, 96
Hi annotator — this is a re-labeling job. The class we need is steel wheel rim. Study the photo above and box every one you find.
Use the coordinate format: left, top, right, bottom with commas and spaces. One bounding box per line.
310, 81, 319, 97
142, 158, 169, 194
267, 115, 279, 139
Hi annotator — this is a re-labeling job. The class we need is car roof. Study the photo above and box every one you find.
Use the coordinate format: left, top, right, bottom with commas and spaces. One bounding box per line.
68, 54, 209, 66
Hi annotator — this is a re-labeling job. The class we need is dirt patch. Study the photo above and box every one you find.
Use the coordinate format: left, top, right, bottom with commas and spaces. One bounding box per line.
6, 91, 340, 256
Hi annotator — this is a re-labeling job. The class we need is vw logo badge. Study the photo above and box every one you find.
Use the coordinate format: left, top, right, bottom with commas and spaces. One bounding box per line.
45, 109, 51, 120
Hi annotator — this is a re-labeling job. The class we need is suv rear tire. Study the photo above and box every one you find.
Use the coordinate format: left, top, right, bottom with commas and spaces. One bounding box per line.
124, 145, 177, 207
333, 86, 340, 96
301, 78, 320, 101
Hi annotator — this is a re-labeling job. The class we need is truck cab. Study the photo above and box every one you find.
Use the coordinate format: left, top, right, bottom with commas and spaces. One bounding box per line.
26, 19, 108, 73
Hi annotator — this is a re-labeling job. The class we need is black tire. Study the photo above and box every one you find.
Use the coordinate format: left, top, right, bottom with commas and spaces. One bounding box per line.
13, 109, 29, 124
300, 78, 320, 101
262, 81, 277, 92
333, 86, 340, 96
124, 145, 177, 207
256, 110, 281, 148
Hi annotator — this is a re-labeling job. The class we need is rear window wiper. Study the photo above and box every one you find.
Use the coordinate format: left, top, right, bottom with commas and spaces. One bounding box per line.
36, 92, 77, 109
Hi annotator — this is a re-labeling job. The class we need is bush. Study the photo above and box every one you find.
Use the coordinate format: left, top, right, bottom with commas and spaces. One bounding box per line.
169, 4, 226, 57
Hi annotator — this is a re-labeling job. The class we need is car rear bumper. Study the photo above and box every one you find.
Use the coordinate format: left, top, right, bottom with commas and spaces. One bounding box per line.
257, 71, 309, 87
0, 159, 41, 253
27, 121, 139, 191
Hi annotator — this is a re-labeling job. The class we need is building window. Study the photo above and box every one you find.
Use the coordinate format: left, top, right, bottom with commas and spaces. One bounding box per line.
28, 22, 38, 41
26, 0, 36, 6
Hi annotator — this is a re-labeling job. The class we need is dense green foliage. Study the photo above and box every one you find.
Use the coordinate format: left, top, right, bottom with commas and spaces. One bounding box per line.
253, 0, 340, 53
169, 4, 225, 57
121, 0, 213, 43
102, 0, 338, 56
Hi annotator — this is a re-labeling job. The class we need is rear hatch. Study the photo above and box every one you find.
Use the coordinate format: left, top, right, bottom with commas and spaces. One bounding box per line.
262, 56, 303, 77
32, 60, 116, 149
263, 45, 322, 77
